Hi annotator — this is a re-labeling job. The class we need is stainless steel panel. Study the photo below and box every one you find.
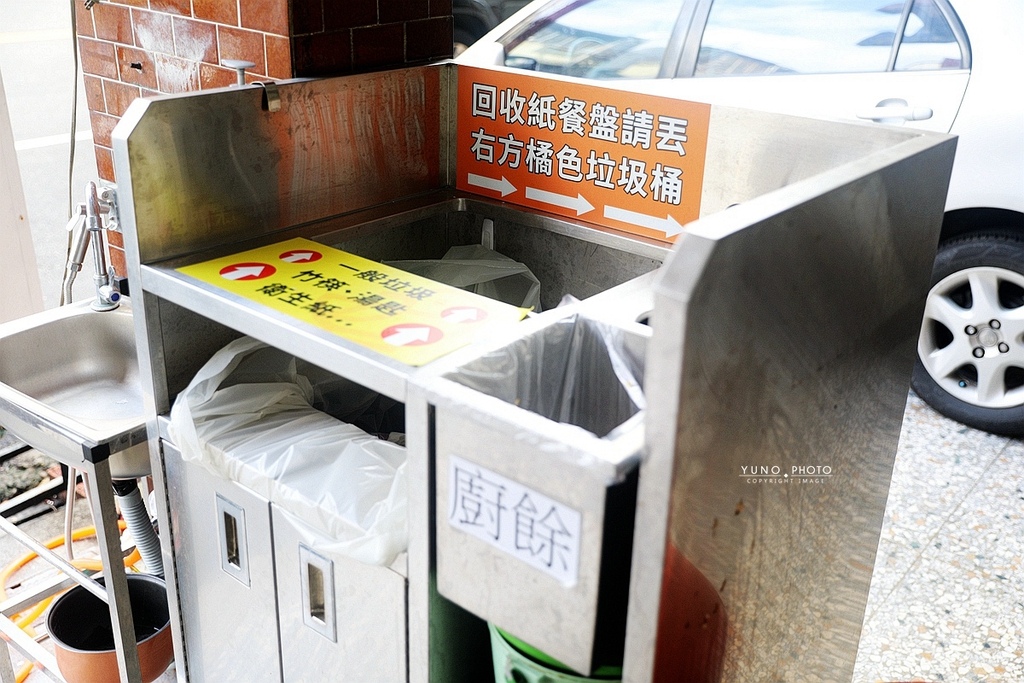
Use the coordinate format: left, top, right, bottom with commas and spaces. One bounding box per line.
698, 106, 916, 218
429, 312, 649, 674
136, 198, 666, 405
113, 66, 445, 265
165, 444, 282, 683
272, 506, 407, 682
624, 133, 958, 682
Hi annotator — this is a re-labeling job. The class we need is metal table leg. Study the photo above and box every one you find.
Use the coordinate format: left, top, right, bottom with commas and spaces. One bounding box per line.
87, 459, 143, 683
0, 640, 16, 683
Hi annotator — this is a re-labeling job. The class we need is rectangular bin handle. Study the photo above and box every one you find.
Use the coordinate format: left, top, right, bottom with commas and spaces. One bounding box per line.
299, 545, 336, 642
216, 495, 250, 587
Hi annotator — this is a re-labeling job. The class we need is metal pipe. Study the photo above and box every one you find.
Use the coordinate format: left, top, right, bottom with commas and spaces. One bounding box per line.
61, 207, 88, 305
84, 181, 120, 311
0, 513, 108, 603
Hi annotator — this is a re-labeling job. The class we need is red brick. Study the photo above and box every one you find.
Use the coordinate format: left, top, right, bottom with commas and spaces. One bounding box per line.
240, 0, 288, 35
155, 54, 201, 93
429, 0, 453, 17
325, 2, 376, 30
75, 0, 95, 38
95, 145, 115, 182
116, 46, 159, 89
107, 246, 128, 277
218, 26, 266, 73
292, 0, 323, 35
83, 75, 106, 113
265, 35, 292, 79
115, 0, 149, 8
380, 0, 429, 24
193, 0, 238, 26
104, 80, 142, 117
141, 88, 161, 98
133, 9, 175, 55
173, 17, 218, 64
407, 16, 453, 62
79, 38, 119, 79
106, 229, 124, 249
93, 2, 133, 44
199, 63, 237, 89
291, 31, 352, 77
149, 0, 191, 17
352, 23, 405, 70
89, 110, 120, 149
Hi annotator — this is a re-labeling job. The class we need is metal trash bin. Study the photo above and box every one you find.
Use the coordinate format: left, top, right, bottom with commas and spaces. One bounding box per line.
426, 310, 648, 675
165, 340, 410, 682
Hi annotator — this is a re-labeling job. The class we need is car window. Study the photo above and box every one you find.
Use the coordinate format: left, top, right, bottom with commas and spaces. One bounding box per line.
694, 0, 960, 77
502, 0, 687, 80
894, 0, 963, 70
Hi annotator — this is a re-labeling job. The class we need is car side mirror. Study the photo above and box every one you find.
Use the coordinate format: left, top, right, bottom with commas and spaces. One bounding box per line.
504, 56, 539, 71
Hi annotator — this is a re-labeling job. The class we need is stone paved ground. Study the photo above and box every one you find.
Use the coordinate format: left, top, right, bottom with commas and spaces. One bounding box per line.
0, 431, 56, 503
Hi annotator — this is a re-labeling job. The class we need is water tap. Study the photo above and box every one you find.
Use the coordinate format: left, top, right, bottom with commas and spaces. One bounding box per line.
62, 182, 121, 310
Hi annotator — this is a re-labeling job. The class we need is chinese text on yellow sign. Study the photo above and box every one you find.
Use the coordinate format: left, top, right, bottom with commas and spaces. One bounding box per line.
177, 238, 528, 366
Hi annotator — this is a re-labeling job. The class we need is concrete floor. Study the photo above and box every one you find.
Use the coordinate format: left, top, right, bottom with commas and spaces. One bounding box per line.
2, 2, 1023, 682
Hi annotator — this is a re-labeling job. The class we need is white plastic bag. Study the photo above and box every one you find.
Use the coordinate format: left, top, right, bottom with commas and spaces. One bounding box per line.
387, 244, 542, 310
169, 337, 407, 566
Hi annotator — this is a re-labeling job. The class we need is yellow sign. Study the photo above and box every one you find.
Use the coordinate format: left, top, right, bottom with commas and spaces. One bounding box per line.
177, 238, 528, 366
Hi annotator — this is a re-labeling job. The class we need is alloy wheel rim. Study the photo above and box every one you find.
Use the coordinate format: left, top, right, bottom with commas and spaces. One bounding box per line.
918, 266, 1024, 409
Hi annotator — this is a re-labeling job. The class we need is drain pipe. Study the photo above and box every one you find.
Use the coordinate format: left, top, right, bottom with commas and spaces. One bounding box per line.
111, 479, 163, 577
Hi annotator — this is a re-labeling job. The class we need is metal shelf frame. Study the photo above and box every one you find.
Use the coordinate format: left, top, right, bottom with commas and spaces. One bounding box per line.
0, 457, 143, 683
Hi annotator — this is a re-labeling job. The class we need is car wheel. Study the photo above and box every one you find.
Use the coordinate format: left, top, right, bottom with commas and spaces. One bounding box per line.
912, 234, 1024, 435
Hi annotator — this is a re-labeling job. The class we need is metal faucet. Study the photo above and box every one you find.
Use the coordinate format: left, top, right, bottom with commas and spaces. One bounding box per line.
62, 182, 121, 310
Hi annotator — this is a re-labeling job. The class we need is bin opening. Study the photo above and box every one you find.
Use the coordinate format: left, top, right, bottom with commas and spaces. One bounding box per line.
169, 337, 409, 567
443, 315, 646, 438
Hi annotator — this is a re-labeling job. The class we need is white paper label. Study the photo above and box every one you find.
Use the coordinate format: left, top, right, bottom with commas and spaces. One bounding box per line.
448, 455, 582, 586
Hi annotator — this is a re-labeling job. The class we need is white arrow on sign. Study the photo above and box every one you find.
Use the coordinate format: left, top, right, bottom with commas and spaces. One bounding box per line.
468, 173, 517, 197
281, 251, 316, 263
604, 205, 684, 237
525, 187, 594, 216
442, 308, 481, 324
383, 326, 433, 347
221, 265, 268, 280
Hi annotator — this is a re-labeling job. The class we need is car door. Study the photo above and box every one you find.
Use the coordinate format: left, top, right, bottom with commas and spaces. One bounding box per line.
666, 0, 970, 134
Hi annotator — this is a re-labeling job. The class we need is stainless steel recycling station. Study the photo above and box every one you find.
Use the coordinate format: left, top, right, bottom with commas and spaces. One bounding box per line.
99, 62, 956, 683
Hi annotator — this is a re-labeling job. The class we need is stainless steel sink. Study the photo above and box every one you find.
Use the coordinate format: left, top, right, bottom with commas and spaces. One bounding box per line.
0, 299, 149, 471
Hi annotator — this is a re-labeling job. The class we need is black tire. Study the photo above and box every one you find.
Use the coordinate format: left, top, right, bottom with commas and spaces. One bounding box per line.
454, 26, 478, 49
912, 234, 1024, 436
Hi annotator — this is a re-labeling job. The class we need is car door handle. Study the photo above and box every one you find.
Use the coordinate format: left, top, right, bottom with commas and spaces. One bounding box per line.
857, 102, 934, 122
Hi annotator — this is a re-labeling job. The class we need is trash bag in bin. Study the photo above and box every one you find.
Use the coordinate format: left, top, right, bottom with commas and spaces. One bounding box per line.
444, 313, 646, 439
387, 244, 542, 311
168, 336, 407, 566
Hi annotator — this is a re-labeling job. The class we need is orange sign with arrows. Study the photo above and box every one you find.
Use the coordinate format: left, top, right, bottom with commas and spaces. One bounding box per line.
456, 66, 711, 243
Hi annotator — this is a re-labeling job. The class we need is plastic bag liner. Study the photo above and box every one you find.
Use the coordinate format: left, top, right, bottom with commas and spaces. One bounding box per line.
443, 314, 646, 438
386, 244, 542, 311
168, 336, 407, 567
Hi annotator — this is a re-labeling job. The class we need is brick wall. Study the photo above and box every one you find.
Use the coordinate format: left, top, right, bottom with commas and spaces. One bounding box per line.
290, 0, 453, 77
75, 0, 453, 276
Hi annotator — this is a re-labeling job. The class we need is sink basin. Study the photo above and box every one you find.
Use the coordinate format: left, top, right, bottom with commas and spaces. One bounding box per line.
0, 299, 149, 471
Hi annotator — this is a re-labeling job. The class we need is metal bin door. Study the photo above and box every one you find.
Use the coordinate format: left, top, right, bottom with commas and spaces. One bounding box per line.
271, 504, 408, 682
163, 440, 283, 683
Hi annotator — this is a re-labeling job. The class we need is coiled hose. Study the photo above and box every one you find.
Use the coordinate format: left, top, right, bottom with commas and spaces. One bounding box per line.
111, 479, 164, 578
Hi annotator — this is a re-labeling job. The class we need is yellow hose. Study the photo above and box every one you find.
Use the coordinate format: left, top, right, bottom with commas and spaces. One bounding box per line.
0, 521, 142, 682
